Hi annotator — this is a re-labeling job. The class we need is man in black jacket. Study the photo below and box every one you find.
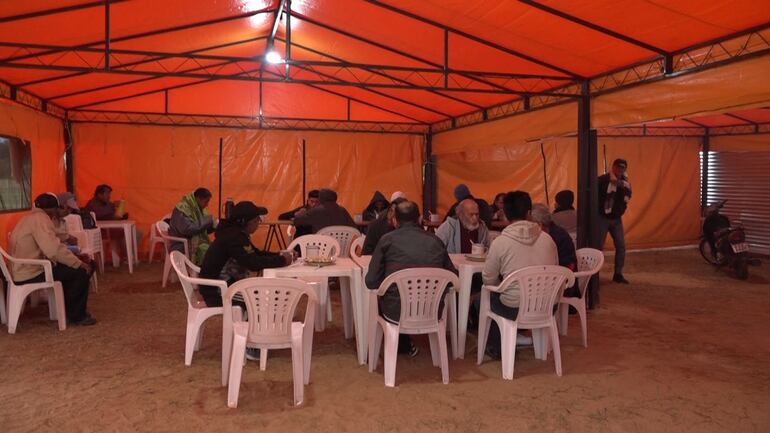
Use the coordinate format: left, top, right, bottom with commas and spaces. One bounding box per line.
198, 201, 291, 307
292, 188, 356, 234
362, 197, 407, 255
279, 189, 320, 221
365, 200, 457, 357
598, 159, 632, 284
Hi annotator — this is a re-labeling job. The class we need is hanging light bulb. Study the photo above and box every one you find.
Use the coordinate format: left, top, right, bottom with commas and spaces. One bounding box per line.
265, 50, 283, 64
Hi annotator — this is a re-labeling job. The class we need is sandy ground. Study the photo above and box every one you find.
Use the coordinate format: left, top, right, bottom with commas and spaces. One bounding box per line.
1, 249, 769, 433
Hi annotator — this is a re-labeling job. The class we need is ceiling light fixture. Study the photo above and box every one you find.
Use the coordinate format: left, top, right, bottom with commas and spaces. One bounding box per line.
265, 50, 283, 64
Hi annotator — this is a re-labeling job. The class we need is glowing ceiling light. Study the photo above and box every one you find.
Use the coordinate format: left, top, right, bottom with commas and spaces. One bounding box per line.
265, 50, 283, 64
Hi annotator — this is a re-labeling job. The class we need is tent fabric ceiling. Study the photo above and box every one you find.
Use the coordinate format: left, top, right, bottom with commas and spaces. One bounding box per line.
0, 0, 768, 125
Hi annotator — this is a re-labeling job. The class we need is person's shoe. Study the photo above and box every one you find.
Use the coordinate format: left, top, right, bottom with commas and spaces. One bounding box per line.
613, 274, 630, 284
71, 316, 97, 326
516, 334, 533, 346
245, 348, 261, 361
407, 345, 420, 358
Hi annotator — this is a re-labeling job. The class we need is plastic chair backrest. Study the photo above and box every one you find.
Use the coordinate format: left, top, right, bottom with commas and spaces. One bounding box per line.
500, 266, 574, 327
169, 250, 199, 307
156, 221, 173, 242
488, 231, 502, 244
64, 214, 84, 232
288, 234, 341, 259
317, 226, 360, 258
575, 248, 604, 297
224, 277, 318, 345
0, 246, 14, 284
349, 236, 365, 265
377, 268, 459, 330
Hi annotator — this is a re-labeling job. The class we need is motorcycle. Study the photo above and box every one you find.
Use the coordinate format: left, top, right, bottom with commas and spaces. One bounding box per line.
699, 200, 759, 280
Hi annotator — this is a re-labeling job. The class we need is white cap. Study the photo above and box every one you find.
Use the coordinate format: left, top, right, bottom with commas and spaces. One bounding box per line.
390, 191, 406, 202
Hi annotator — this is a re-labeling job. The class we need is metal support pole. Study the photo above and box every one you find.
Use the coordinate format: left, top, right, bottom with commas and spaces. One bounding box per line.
576, 80, 600, 308
302, 139, 307, 202
701, 129, 710, 209
285, 0, 291, 80
258, 70, 263, 128
346, 98, 351, 121
63, 117, 74, 193
540, 142, 550, 205
443, 29, 449, 88
164, 90, 168, 114
663, 54, 674, 75
422, 132, 437, 215
218, 137, 223, 220
105, 0, 110, 70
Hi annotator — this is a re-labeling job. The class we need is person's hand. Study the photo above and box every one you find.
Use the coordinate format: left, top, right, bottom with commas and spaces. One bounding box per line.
80, 261, 93, 274
294, 208, 307, 218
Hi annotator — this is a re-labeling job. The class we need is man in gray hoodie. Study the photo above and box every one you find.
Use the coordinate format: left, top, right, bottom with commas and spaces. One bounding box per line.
480, 191, 558, 358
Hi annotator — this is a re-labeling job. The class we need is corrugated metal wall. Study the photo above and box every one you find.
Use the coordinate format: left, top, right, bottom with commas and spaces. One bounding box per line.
704, 151, 770, 255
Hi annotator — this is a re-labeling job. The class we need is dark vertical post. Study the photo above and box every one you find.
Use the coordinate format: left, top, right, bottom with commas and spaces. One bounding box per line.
701, 128, 710, 209
302, 139, 307, 202
258, 70, 263, 128
422, 132, 436, 215
218, 137, 223, 220
104, 0, 110, 70
443, 29, 449, 88
576, 80, 600, 308
540, 142, 550, 205
346, 98, 351, 121
164, 90, 168, 114
63, 117, 74, 192
285, 0, 291, 80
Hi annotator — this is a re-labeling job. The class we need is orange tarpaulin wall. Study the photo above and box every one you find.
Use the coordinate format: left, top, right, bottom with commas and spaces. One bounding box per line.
71, 123, 423, 252
0, 100, 66, 249
437, 136, 702, 249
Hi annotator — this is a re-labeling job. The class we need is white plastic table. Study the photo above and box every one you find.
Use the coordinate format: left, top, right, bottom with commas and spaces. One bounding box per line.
97, 220, 139, 274
449, 253, 485, 359
262, 257, 368, 365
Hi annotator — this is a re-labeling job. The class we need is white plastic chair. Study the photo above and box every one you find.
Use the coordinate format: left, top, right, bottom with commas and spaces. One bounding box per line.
349, 236, 366, 266
64, 214, 105, 274
157, 221, 190, 288
368, 268, 458, 387
223, 277, 318, 407
148, 214, 171, 264
488, 230, 502, 244
558, 248, 604, 348
0, 280, 7, 325
0, 246, 66, 334
169, 250, 230, 366
287, 234, 347, 334
477, 266, 575, 379
318, 226, 361, 259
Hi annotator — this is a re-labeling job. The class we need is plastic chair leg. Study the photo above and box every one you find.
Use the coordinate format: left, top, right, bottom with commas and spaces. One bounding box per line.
0, 286, 6, 325
437, 321, 450, 384
369, 322, 383, 372
549, 322, 563, 377
162, 255, 171, 288
7, 288, 25, 334
227, 333, 247, 408
47, 287, 58, 320
185, 313, 200, 366
577, 302, 588, 348
477, 316, 491, 365
260, 349, 268, 371
558, 303, 569, 336
428, 332, 440, 367
291, 324, 305, 406
53, 283, 66, 331
382, 324, 400, 387
500, 322, 517, 380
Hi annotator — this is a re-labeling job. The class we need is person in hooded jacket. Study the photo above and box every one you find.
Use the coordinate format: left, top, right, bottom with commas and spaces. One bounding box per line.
362, 195, 407, 255
198, 201, 291, 308
362, 191, 389, 222
480, 191, 558, 359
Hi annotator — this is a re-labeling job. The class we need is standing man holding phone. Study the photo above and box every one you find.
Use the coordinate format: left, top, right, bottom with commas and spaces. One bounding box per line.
598, 158, 632, 284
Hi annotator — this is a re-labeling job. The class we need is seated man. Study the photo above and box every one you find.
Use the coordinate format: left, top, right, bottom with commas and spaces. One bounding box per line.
168, 188, 215, 265
292, 188, 356, 235
10, 193, 96, 326
552, 190, 577, 239
362, 191, 389, 222
365, 200, 457, 357
279, 189, 320, 221
481, 191, 558, 358
435, 198, 490, 254
362, 196, 407, 255
445, 184, 493, 229
198, 201, 291, 308
58, 192, 97, 229
85, 184, 126, 220
532, 203, 579, 298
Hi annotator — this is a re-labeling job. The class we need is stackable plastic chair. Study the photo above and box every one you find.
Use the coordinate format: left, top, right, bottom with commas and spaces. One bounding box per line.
558, 248, 604, 348
64, 214, 105, 274
477, 266, 575, 379
157, 221, 189, 288
169, 250, 229, 366
147, 214, 171, 264
318, 226, 360, 259
349, 236, 366, 266
287, 234, 347, 333
222, 277, 318, 407
0, 246, 66, 334
368, 268, 458, 387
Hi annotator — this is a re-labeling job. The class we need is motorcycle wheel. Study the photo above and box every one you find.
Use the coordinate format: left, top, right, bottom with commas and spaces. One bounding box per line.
734, 257, 749, 280
699, 239, 719, 265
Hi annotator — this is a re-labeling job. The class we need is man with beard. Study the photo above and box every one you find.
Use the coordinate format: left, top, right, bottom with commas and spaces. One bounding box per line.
435, 198, 490, 254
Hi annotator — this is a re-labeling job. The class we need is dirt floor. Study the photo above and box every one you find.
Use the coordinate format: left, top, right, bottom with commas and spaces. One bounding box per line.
1, 249, 769, 433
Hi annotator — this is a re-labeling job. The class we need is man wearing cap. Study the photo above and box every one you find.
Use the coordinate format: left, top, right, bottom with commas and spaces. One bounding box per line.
198, 201, 292, 308
292, 188, 356, 234
445, 184, 493, 229
9, 193, 96, 326
598, 159, 632, 284
57, 191, 97, 231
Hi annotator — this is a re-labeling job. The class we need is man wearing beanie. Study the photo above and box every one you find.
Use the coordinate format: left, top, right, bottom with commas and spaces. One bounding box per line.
293, 188, 356, 234
198, 201, 291, 308
445, 184, 493, 229
9, 193, 96, 326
